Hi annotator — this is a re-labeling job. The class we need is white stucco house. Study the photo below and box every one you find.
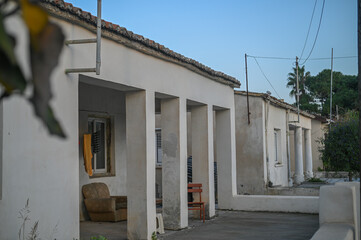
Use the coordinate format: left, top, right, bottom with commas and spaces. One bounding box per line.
0, 1, 241, 239
234, 91, 316, 195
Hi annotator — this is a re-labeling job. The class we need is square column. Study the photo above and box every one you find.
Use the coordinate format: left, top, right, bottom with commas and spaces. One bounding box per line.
161, 97, 188, 229
304, 129, 313, 179
215, 109, 237, 209
126, 90, 156, 240
294, 126, 304, 184
191, 105, 215, 219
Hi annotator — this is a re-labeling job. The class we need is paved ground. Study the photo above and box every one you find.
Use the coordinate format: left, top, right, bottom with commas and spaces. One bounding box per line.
80, 210, 319, 240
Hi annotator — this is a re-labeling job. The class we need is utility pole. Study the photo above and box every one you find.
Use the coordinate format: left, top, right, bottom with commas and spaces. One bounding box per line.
330, 48, 333, 130
357, 0, 361, 197
296, 56, 300, 123
245, 54, 250, 125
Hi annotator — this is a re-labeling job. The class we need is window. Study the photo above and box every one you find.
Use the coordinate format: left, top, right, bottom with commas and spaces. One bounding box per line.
155, 129, 162, 165
88, 117, 111, 174
274, 129, 282, 164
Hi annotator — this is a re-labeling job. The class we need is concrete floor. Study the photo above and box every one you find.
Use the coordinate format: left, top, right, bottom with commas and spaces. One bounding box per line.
80, 210, 319, 240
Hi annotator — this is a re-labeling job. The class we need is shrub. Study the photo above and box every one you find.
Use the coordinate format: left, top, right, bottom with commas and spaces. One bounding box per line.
320, 111, 359, 181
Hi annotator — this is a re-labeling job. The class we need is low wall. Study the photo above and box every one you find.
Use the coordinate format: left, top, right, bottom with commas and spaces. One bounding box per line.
226, 195, 319, 214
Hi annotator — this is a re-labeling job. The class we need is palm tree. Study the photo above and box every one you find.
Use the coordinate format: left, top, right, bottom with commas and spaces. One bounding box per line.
286, 65, 310, 102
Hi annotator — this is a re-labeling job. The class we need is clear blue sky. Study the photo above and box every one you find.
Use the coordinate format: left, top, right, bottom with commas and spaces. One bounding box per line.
66, 0, 357, 103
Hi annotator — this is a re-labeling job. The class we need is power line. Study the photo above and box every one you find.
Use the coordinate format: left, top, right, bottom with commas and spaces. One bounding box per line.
306, 56, 357, 60
299, 0, 326, 65
299, 0, 318, 60
247, 55, 356, 61
253, 58, 282, 99
247, 55, 294, 60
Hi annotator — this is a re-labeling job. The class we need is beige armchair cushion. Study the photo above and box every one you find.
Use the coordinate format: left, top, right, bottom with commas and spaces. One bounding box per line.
82, 182, 127, 222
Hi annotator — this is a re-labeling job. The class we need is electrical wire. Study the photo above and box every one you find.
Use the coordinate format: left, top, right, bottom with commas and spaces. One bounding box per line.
247, 55, 356, 61
306, 56, 357, 60
247, 55, 294, 60
299, 0, 326, 65
299, 0, 318, 60
253, 58, 282, 99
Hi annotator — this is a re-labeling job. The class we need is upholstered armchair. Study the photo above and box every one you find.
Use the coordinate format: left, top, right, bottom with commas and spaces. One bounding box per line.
82, 182, 127, 222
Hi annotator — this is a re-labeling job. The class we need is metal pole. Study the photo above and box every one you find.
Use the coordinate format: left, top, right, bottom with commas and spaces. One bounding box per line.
96, 0, 102, 75
245, 54, 250, 125
65, 68, 97, 74
65, 39, 97, 45
330, 48, 333, 129
357, 0, 361, 189
296, 56, 300, 123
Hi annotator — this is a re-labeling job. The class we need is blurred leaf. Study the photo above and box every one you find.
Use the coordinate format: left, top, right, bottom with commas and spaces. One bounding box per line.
30, 21, 65, 138
0, 13, 17, 64
0, 13, 27, 96
20, 0, 48, 48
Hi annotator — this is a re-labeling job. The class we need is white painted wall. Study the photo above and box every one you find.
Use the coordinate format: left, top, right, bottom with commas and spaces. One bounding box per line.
230, 195, 319, 213
78, 82, 127, 221
0, 16, 79, 240
265, 103, 289, 187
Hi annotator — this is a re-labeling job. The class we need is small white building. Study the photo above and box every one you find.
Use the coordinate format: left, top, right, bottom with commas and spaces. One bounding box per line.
0, 1, 240, 239
234, 91, 315, 195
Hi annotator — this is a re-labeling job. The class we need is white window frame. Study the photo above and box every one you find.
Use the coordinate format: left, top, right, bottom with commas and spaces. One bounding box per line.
88, 117, 108, 174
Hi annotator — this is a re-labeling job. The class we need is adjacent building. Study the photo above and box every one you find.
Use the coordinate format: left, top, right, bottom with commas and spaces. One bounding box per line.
235, 91, 316, 195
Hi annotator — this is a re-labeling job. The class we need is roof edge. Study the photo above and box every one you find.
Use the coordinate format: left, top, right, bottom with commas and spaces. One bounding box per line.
39, 0, 241, 88
234, 90, 315, 118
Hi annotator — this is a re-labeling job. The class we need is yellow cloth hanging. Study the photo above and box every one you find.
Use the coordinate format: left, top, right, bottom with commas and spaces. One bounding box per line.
83, 134, 93, 176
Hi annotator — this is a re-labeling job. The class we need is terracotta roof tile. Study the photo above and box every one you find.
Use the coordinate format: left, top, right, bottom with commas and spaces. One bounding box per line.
39, 0, 240, 87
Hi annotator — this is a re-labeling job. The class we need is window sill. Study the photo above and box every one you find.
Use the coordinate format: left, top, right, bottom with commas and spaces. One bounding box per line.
90, 172, 115, 178
274, 163, 284, 167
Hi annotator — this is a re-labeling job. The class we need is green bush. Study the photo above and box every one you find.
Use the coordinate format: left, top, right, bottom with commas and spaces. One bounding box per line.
320, 111, 359, 180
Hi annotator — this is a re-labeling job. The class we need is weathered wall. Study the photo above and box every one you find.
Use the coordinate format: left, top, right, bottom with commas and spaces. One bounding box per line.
311, 119, 326, 171
78, 82, 127, 221
235, 95, 266, 195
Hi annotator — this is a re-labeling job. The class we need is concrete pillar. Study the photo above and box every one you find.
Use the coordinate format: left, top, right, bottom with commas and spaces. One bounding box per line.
191, 105, 215, 219
304, 129, 313, 179
215, 109, 237, 209
126, 91, 156, 240
161, 97, 188, 229
294, 126, 304, 184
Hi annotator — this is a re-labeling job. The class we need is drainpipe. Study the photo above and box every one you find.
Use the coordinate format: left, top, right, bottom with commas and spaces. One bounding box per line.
265, 98, 270, 189
286, 109, 293, 186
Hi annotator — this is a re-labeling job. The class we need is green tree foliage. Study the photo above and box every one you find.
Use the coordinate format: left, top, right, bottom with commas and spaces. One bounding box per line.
320, 111, 359, 180
286, 65, 319, 113
287, 67, 358, 116
307, 69, 358, 116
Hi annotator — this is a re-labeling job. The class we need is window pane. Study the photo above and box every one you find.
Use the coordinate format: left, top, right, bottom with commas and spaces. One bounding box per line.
96, 121, 106, 169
